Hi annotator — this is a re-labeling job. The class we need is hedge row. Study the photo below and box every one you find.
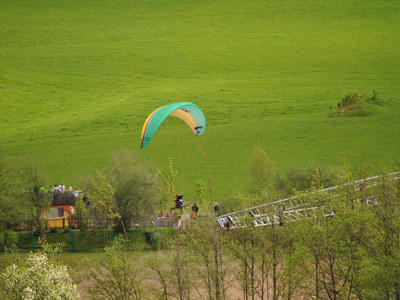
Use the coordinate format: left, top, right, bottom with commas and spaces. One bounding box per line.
0, 228, 176, 252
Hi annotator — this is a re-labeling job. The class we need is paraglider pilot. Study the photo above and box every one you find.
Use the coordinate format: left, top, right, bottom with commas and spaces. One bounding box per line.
176, 194, 183, 209
170, 193, 183, 214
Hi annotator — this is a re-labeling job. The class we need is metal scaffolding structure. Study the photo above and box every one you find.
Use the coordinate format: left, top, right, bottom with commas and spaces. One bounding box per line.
216, 172, 400, 229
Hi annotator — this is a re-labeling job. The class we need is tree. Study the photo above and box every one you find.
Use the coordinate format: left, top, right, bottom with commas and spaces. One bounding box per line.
21, 159, 51, 232
87, 150, 158, 232
188, 218, 229, 300
361, 171, 400, 299
282, 167, 343, 197
295, 169, 377, 300
87, 170, 116, 230
285, 168, 313, 194
279, 223, 309, 300
193, 180, 207, 207
157, 157, 178, 216
248, 148, 279, 204
147, 252, 173, 300
219, 192, 249, 215
227, 216, 260, 300
74, 198, 89, 231
107, 150, 158, 231
166, 234, 193, 300
0, 154, 28, 229
89, 237, 142, 300
1, 241, 79, 299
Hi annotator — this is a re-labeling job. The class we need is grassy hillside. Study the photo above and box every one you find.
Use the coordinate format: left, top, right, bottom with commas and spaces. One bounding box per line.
1, 0, 399, 200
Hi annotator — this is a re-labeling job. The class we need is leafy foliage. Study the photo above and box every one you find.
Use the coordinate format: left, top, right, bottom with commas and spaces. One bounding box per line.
338, 92, 365, 108
22, 159, 51, 232
89, 237, 142, 300
1, 251, 79, 300
107, 150, 159, 231
334, 90, 385, 117
248, 148, 279, 200
157, 157, 178, 216
86, 151, 159, 231
0, 154, 50, 231
0, 155, 28, 229
193, 180, 208, 207
74, 199, 90, 231
219, 192, 249, 215
87, 170, 116, 227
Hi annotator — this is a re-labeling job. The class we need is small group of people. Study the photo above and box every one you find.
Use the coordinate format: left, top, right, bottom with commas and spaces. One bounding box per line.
172, 194, 200, 218
49, 183, 81, 199
50, 183, 69, 193
171, 193, 221, 218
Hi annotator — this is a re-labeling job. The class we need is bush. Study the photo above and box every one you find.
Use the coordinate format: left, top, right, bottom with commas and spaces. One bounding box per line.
285, 168, 314, 193
334, 92, 366, 116
219, 192, 249, 215
89, 237, 142, 299
334, 90, 383, 117
74, 199, 89, 231
338, 92, 365, 107
1, 252, 79, 299
279, 167, 343, 196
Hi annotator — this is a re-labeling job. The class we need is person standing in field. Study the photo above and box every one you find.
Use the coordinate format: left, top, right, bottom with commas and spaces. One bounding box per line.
191, 203, 199, 219
214, 203, 220, 215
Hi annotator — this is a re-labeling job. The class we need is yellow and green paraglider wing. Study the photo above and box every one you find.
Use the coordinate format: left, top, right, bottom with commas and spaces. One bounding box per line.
140, 102, 206, 149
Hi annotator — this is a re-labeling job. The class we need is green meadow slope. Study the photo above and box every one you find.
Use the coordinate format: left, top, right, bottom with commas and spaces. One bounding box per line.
1, 0, 399, 200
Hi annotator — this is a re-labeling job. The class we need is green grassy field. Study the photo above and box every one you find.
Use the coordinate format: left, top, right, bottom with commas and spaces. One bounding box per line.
1, 0, 399, 200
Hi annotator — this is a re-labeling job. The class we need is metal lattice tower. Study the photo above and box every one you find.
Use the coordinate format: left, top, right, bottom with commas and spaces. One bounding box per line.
216, 172, 400, 229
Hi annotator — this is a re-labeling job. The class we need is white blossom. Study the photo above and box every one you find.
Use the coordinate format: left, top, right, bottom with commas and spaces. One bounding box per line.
1, 252, 79, 300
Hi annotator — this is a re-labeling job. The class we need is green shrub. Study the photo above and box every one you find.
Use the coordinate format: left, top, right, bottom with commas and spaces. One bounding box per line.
75, 199, 90, 231
369, 89, 379, 102
337, 92, 365, 108
6, 229, 176, 252
219, 192, 249, 215
334, 90, 384, 117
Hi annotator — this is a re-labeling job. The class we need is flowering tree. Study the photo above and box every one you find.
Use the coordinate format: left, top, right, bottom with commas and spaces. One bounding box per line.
1, 252, 79, 299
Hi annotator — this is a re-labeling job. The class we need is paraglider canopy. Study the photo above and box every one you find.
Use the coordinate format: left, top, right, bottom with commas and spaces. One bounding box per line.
140, 102, 206, 149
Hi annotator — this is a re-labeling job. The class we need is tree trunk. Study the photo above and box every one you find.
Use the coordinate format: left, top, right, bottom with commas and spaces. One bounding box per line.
251, 240, 255, 300
315, 257, 319, 300
287, 239, 293, 300
272, 222, 278, 300
261, 253, 265, 300
213, 225, 221, 300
